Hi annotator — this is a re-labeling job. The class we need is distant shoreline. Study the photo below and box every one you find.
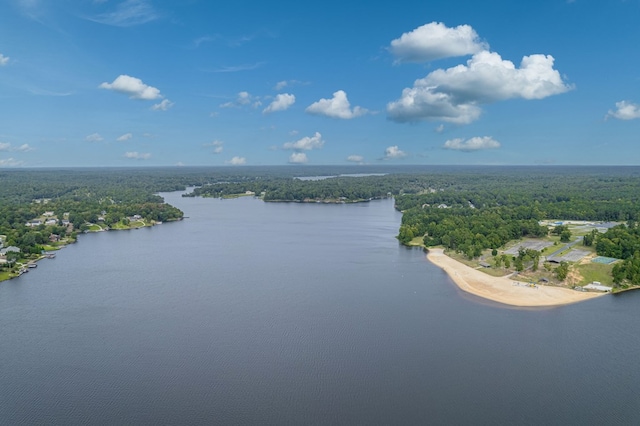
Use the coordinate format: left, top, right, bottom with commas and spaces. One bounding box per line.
426, 248, 604, 307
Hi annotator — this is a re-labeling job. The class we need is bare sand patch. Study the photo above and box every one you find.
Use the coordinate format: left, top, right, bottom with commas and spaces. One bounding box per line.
427, 248, 603, 307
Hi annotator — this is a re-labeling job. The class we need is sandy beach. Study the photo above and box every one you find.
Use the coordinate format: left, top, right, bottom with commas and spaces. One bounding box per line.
426, 248, 604, 307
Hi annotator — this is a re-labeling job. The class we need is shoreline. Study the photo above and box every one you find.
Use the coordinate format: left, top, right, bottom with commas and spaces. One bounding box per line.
0, 219, 181, 284
426, 248, 604, 307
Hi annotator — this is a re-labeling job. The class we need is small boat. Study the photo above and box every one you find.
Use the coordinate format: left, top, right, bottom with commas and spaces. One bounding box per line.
28, 263, 37, 268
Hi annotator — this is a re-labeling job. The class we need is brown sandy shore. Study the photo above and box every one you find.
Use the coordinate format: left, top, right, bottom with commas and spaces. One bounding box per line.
426, 248, 604, 307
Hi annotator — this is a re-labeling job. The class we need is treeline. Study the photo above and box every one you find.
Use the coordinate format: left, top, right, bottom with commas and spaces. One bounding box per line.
596, 225, 640, 284
393, 167, 640, 285
398, 206, 547, 259
187, 175, 399, 201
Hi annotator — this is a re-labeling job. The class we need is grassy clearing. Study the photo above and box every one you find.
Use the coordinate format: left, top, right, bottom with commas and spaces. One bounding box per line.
407, 236, 425, 247
575, 263, 614, 286
110, 220, 148, 230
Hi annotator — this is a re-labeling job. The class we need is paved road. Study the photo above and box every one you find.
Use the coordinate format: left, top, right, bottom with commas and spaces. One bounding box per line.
546, 236, 583, 260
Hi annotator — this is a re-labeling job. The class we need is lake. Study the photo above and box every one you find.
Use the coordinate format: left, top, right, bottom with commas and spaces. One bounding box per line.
1, 192, 639, 425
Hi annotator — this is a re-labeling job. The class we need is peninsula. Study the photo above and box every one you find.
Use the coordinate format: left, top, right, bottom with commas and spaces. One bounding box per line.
427, 249, 602, 307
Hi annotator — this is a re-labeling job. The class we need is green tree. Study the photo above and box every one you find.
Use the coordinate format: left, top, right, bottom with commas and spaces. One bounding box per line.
397, 225, 414, 244
515, 257, 524, 272
582, 229, 598, 246
555, 261, 570, 281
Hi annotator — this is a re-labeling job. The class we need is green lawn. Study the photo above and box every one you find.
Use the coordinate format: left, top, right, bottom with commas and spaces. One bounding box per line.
407, 236, 425, 247
575, 262, 614, 286
111, 220, 147, 230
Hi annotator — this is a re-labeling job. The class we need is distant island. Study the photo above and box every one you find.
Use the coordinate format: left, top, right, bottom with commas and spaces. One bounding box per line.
2, 166, 640, 304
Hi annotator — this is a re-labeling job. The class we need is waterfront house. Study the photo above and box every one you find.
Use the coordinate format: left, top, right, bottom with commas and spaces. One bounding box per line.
0, 246, 21, 255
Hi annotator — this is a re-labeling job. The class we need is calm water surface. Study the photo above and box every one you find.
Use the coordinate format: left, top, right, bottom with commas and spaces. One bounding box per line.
1, 193, 639, 425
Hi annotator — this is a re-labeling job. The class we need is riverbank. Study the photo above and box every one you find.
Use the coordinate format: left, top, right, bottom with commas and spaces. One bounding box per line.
426, 248, 604, 307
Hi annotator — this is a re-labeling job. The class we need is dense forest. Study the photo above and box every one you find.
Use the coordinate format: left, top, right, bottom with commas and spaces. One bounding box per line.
394, 172, 640, 248
3, 166, 640, 286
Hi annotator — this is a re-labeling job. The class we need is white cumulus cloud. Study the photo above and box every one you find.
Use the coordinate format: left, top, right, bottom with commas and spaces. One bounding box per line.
283, 132, 324, 151
85, 133, 104, 142
99, 74, 163, 100
0, 53, 9, 66
123, 151, 151, 160
15, 144, 33, 152
226, 156, 246, 165
152, 99, 173, 111
0, 158, 24, 167
306, 90, 368, 119
383, 146, 407, 160
0, 143, 33, 152
116, 133, 133, 142
263, 93, 295, 114
389, 22, 487, 63
289, 152, 308, 164
204, 140, 224, 154
443, 136, 501, 151
606, 101, 640, 120
387, 51, 572, 124
346, 155, 364, 163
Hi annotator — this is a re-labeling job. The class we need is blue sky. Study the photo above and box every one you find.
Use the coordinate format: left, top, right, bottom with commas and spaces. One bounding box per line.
1, 0, 639, 167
